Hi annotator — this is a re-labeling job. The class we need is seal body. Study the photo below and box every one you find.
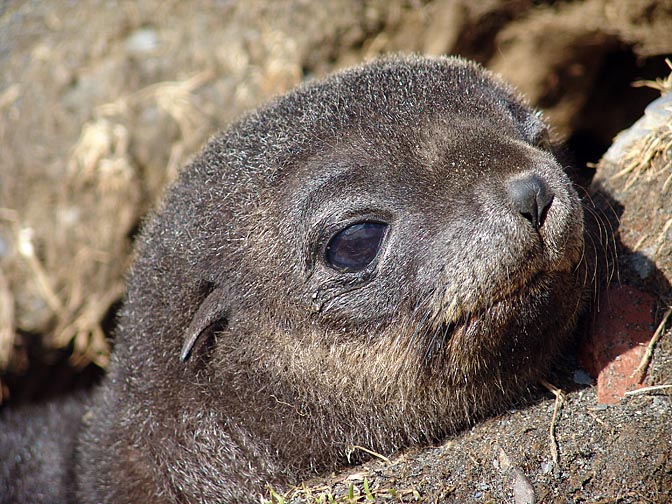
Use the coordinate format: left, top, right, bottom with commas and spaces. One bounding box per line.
2, 55, 587, 503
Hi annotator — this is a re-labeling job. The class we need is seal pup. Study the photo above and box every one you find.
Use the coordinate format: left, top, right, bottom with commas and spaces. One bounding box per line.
1, 54, 586, 503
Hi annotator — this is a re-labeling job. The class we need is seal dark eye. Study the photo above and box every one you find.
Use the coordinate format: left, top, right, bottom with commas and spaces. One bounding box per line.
325, 222, 387, 272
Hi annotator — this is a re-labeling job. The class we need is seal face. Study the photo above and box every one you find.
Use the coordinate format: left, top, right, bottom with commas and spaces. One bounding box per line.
77, 55, 586, 502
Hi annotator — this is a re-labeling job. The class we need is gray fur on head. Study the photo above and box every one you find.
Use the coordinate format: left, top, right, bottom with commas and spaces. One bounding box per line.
2, 55, 587, 503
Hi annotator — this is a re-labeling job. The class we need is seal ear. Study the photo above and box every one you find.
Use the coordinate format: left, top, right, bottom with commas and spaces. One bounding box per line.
180, 286, 229, 362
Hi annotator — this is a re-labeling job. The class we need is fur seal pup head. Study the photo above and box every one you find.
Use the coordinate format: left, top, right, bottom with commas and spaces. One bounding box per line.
78, 55, 586, 502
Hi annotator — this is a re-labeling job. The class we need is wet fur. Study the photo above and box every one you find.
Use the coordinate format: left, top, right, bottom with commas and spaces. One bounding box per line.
1, 55, 589, 503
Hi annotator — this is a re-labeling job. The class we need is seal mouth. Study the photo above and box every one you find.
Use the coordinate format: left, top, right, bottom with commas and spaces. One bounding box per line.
418, 264, 575, 368
431, 266, 548, 331
430, 236, 584, 331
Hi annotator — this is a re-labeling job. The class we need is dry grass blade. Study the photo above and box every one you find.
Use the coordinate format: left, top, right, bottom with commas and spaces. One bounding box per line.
623, 384, 672, 396
541, 380, 565, 465
16, 227, 64, 314
613, 126, 672, 189
632, 58, 672, 94
347, 445, 393, 466
611, 59, 672, 188
630, 307, 671, 381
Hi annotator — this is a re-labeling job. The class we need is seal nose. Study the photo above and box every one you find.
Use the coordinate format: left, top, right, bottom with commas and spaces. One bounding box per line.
508, 174, 554, 229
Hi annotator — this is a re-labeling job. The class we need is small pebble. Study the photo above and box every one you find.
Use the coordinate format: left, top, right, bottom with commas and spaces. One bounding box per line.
573, 369, 594, 386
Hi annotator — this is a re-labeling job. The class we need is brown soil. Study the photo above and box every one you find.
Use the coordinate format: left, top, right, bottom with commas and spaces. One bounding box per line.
1, 1, 671, 501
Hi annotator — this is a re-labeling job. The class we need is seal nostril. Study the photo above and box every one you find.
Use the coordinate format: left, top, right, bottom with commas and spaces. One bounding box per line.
508, 174, 554, 229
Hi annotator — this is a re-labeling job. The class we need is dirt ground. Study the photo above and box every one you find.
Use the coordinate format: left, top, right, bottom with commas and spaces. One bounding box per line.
1, 0, 671, 502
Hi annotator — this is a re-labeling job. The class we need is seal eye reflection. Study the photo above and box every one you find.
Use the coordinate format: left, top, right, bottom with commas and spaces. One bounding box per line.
325, 222, 388, 272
